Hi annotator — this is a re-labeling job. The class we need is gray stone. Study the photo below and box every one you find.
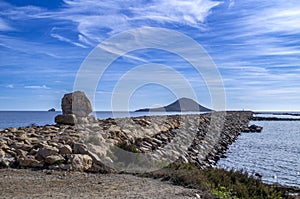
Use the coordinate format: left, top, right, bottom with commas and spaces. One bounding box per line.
9, 128, 17, 133
15, 149, 27, 157
37, 146, 59, 159
77, 117, 89, 124
19, 156, 44, 168
45, 155, 65, 165
59, 145, 72, 155
73, 143, 88, 154
68, 154, 93, 171
12, 143, 32, 151
55, 114, 77, 125
152, 138, 163, 145
61, 91, 93, 117
180, 155, 189, 164
16, 133, 28, 142
0, 149, 15, 167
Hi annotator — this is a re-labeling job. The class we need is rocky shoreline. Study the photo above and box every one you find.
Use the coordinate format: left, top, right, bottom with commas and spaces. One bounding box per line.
0, 111, 253, 173
2, 110, 300, 198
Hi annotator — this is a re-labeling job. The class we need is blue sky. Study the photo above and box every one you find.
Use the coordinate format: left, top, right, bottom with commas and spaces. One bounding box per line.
1, 0, 300, 111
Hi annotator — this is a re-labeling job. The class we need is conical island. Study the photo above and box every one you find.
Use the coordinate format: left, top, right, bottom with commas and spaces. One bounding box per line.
135, 97, 212, 112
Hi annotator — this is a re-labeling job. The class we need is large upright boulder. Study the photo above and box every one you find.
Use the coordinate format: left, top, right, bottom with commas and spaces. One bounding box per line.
62, 91, 92, 117
55, 91, 93, 125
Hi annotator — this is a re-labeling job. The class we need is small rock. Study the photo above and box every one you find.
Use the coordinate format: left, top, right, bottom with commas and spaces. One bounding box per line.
12, 143, 32, 151
152, 138, 163, 145
17, 133, 28, 142
9, 128, 17, 133
59, 145, 72, 155
45, 155, 65, 165
15, 149, 27, 157
73, 143, 88, 154
68, 154, 93, 171
180, 155, 189, 164
0, 143, 9, 150
37, 146, 59, 159
77, 117, 89, 124
0, 149, 15, 167
5, 149, 17, 157
19, 156, 44, 168
28, 148, 39, 156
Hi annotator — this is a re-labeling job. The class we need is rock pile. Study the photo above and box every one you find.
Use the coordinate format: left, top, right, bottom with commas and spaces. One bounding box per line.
0, 125, 100, 171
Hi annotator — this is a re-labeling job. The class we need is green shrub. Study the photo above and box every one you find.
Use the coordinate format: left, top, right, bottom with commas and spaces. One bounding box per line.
141, 163, 287, 199
116, 142, 140, 153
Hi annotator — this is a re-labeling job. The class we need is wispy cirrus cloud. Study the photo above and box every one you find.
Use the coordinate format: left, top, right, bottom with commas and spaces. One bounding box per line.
0, 18, 14, 31
50, 33, 88, 48
1, 0, 221, 46
5, 84, 14, 88
24, 85, 50, 89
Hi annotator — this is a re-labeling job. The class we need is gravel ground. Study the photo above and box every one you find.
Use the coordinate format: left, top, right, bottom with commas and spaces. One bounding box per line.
0, 169, 202, 199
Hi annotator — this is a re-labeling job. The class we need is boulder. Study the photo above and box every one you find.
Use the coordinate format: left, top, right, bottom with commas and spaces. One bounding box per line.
19, 156, 44, 168
68, 154, 93, 171
61, 91, 92, 117
73, 143, 88, 154
45, 155, 65, 165
58, 145, 72, 155
0, 149, 15, 167
55, 114, 77, 125
37, 146, 59, 159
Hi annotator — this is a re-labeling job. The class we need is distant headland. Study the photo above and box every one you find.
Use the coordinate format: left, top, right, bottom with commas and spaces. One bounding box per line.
135, 97, 212, 112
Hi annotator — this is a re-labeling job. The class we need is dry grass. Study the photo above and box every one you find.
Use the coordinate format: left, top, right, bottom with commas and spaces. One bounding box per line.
141, 163, 294, 199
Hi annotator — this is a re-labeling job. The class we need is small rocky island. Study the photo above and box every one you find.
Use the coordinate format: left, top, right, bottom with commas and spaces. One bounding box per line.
135, 97, 212, 112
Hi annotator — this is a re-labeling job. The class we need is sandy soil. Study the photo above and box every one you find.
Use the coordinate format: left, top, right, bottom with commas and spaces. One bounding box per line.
0, 169, 202, 199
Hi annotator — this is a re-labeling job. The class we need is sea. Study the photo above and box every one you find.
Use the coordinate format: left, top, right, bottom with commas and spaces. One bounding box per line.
0, 111, 299, 187
0, 111, 151, 130
218, 113, 300, 188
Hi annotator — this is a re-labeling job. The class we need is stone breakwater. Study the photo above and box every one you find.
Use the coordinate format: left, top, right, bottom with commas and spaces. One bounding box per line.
0, 111, 253, 173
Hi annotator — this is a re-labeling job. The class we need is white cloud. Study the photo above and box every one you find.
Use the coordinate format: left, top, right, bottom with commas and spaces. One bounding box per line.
242, 5, 300, 35
6, 84, 14, 88
0, 18, 14, 31
24, 85, 50, 89
50, 33, 88, 48
129, 0, 221, 25
228, 0, 235, 8
1, 0, 221, 46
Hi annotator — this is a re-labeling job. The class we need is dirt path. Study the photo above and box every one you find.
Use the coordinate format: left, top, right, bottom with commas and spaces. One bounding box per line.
0, 169, 202, 199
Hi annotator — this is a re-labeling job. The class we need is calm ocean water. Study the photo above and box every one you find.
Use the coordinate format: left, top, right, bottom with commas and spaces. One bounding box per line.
0, 111, 299, 187
0, 111, 140, 129
0, 111, 200, 130
217, 120, 300, 187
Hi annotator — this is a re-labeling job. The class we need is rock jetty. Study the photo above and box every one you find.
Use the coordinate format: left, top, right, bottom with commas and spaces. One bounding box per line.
0, 112, 253, 172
